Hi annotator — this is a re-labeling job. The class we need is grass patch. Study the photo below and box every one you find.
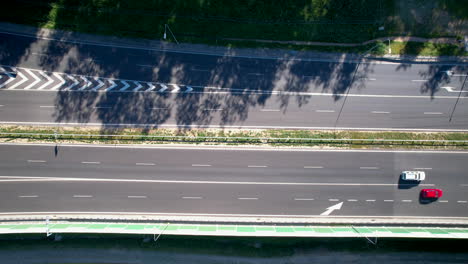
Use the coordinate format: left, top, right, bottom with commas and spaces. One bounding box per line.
0, 125, 467, 150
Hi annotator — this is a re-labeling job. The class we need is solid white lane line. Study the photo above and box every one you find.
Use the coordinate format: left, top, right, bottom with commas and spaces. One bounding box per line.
128, 196, 147, 199
384, 200, 394, 202
73, 195, 93, 198
366, 199, 376, 202
360, 167, 379, 170
260, 109, 280, 112
81, 161, 101, 164
39, 105, 55, 108
413, 167, 432, 170
0, 105, 3, 107
0, 176, 437, 186
371, 111, 390, 114
238, 197, 258, 200
439, 200, 449, 203
248, 165, 268, 168
347, 199, 358, 202
457, 201, 467, 203
192, 164, 212, 167
316, 110, 335, 113
18, 195, 38, 198
411, 80, 428, 82
329, 199, 339, 202
424, 112, 443, 115
304, 166, 324, 169
27, 160, 46, 163
182, 196, 202, 199
294, 198, 314, 201
402, 200, 412, 202
136, 163, 155, 166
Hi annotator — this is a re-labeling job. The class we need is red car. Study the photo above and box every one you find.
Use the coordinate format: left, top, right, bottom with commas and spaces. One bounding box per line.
421, 189, 443, 199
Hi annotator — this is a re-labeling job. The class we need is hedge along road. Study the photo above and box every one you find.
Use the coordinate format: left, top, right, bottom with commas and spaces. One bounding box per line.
0, 32, 467, 131
1, 144, 467, 217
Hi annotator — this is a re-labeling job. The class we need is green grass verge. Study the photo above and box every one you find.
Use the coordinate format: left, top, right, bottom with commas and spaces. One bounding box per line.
1, 125, 467, 150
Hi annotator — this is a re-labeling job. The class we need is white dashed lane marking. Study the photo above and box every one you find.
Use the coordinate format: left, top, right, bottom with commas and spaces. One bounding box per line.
294, 198, 314, 201
384, 200, 394, 202
39, 105, 55, 108
304, 166, 324, 169
347, 199, 358, 202
127, 196, 147, 199
136, 163, 155, 166
73, 195, 93, 198
192, 164, 212, 167
371, 111, 390, 114
238, 197, 259, 200
329, 199, 339, 202
248, 165, 268, 168
402, 200, 412, 202
18, 195, 38, 198
81, 161, 101, 164
260, 109, 280, 112
424, 112, 443, 115
316, 110, 335, 113
359, 167, 379, 170
457, 201, 467, 203
182, 196, 203, 199
27, 160, 46, 163
439, 200, 449, 203
365, 199, 376, 202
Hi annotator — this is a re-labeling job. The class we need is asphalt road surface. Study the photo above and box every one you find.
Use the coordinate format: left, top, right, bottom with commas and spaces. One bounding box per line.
1, 32, 468, 130
1, 144, 467, 217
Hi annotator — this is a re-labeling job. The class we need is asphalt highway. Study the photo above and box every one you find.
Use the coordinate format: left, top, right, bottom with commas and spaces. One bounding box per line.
0, 32, 468, 130
1, 144, 467, 217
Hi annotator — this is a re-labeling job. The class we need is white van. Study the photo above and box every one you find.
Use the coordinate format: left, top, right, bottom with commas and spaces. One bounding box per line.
401, 171, 426, 181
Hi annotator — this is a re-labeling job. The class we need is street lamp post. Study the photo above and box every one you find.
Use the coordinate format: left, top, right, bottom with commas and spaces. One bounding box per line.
448, 72, 468, 122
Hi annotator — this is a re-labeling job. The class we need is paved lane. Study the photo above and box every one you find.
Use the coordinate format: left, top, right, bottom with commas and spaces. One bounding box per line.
1, 33, 467, 130
0, 144, 467, 217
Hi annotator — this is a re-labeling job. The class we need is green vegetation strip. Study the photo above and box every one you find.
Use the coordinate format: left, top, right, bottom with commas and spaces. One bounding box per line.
0, 125, 467, 150
1, 223, 468, 238
1, 0, 466, 56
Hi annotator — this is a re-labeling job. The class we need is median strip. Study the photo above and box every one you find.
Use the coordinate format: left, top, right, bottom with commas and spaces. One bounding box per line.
0, 125, 467, 150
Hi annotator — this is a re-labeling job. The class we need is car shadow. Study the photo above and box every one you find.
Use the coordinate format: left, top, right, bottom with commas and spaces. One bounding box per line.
397, 177, 420, 189
419, 193, 438, 204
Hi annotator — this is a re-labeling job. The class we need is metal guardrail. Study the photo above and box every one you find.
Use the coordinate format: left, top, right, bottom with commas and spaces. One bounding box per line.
0, 132, 467, 146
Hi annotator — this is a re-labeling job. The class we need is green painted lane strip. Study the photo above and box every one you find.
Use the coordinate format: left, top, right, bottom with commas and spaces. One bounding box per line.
275, 227, 294, 233
218, 226, 236, 231
106, 224, 128, 228
237, 227, 255, 232
199, 226, 217, 232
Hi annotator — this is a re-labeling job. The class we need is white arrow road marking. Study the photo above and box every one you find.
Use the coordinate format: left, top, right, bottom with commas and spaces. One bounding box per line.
65, 75, 80, 90
132, 81, 143, 91
158, 83, 168, 93
92, 77, 105, 91
105, 79, 117, 91
0, 67, 16, 89
23, 69, 41, 90
145, 83, 156, 91
171, 84, 180, 93
50, 73, 66, 90
119, 80, 130, 91
79, 76, 92, 90
37, 71, 54, 90
7, 70, 27, 90
441, 86, 468, 93
320, 202, 343, 216
185, 85, 193, 93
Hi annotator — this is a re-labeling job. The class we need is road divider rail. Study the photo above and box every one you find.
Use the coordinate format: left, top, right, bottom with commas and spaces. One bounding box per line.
1, 221, 468, 239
